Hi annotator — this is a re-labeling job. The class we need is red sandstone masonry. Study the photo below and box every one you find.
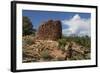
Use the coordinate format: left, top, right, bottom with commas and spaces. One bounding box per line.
36, 20, 62, 41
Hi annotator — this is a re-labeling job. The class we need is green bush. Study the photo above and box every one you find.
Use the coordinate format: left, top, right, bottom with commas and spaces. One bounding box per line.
40, 50, 52, 60
58, 39, 66, 51
62, 35, 91, 49
23, 36, 35, 46
23, 16, 35, 36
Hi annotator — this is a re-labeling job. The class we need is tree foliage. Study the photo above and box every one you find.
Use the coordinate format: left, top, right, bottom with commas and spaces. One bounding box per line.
23, 16, 34, 36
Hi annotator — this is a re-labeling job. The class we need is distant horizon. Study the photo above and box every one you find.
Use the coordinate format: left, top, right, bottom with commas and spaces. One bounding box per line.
23, 10, 91, 36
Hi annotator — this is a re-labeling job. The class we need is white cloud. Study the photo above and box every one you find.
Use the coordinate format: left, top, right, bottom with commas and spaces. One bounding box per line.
62, 14, 91, 36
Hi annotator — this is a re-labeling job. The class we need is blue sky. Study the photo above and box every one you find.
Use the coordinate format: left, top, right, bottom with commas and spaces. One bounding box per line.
22, 10, 91, 36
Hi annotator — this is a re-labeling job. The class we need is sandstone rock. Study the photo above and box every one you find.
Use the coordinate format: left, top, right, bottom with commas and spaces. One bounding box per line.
50, 48, 66, 60
36, 20, 62, 41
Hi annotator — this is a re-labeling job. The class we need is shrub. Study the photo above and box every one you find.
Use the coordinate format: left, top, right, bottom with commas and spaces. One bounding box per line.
58, 39, 66, 51
62, 35, 91, 49
23, 36, 35, 46
40, 50, 52, 60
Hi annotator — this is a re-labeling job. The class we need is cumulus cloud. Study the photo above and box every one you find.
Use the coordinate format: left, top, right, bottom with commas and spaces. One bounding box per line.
62, 14, 91, 36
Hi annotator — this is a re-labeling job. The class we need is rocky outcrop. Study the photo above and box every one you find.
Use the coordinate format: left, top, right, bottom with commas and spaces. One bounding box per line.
36, 20, 62, 41
22, 36, 90, 62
